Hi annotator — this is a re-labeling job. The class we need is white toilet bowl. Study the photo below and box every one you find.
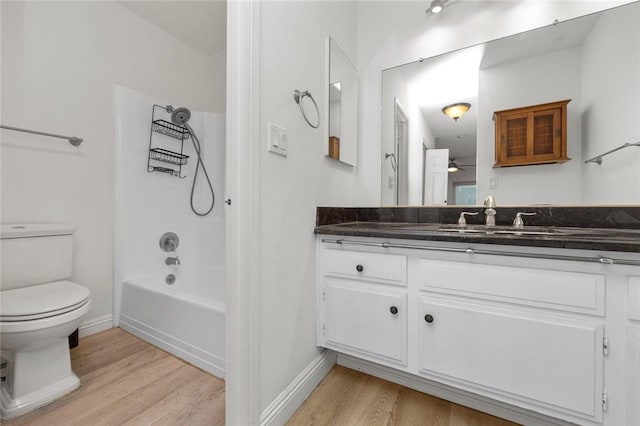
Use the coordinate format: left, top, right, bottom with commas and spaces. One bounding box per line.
0, 280, 91, 419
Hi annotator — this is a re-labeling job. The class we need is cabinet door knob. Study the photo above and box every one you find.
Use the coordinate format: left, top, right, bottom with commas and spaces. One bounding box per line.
356, 264, 364, 272
390, 306, 398, 315
424, 314, 434, 323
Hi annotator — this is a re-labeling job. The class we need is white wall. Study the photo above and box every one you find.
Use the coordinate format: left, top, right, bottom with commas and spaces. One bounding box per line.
1, 1, 225, 327
477, 47, 582, 205
381, 70, 437, 206
356, 0, 635, 207
256, 0, 358, 413
580, 3, 640, 204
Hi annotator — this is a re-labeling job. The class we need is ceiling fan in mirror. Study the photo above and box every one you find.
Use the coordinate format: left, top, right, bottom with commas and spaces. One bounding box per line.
448, 158, 476, 173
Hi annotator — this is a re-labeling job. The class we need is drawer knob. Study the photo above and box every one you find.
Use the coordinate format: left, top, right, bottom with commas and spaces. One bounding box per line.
390, 306, 398, 315
424, 314, 434, 324
356, 264, 364, 272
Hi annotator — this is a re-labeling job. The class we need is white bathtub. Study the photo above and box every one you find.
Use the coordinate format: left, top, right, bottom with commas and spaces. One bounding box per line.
119, 278, 225, 378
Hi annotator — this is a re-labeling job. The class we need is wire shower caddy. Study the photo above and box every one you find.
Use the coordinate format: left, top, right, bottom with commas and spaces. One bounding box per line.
147, 104, 190, 178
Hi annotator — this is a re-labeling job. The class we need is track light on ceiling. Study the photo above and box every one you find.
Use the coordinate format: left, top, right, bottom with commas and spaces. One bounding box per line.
442, 102, 471, 122
426, 0, 446, 14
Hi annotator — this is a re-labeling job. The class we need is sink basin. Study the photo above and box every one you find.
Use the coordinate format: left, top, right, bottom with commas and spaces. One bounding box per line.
329, 222, 632, 240
435, 225, 565, 236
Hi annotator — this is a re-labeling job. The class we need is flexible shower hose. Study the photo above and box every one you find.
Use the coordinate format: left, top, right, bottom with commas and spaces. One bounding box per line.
184, 123, 215, 216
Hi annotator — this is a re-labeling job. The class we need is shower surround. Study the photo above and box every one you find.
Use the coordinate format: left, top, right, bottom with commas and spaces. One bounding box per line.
114, 85, 225, 377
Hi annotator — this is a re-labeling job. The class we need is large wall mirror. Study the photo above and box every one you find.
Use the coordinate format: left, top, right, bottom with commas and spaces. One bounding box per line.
381, 2, 639, 206
326, 37, 358, 166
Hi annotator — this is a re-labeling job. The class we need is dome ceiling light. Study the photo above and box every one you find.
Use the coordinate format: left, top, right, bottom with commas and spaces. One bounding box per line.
426, 0, 447, 14
442, 102, 471, 122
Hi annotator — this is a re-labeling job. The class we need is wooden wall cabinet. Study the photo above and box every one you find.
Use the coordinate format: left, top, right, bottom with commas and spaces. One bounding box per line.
493, 100, 571, 167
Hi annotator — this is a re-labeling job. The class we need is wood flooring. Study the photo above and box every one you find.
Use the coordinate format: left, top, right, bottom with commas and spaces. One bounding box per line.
5, 328, 518, 425
3, 328, 225, 426
287, 365, 520, 426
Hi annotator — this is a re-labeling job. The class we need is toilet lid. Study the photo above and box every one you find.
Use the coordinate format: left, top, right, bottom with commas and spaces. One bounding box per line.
1, 281, 90, 321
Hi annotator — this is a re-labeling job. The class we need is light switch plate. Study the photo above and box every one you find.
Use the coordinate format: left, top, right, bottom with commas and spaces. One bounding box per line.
268, 121, 287, 157
489, 176, 499, 189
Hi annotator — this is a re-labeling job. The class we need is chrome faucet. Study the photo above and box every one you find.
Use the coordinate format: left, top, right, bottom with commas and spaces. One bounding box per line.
165, 256, 181, 266
513, 212, 536, 228
457, 211, 479, 227
484, 195, 496, 226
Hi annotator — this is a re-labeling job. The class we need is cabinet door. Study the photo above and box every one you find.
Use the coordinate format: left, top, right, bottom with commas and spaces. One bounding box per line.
323, 278, 407, 365
419, 297, 603, 422
530, 107, 562, 161
498, 111, 529, 164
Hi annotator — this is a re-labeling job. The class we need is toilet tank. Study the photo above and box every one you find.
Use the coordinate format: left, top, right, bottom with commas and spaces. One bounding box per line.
1, 224, 76, 291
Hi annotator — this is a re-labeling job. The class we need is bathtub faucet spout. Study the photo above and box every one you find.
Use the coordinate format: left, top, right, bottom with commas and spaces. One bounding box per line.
165, 256, 181, 266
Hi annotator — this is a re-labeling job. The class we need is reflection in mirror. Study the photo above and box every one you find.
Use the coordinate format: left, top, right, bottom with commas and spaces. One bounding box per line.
328, 82, 341, 160
381, 2, 639, 206
394, 99, 408, 204
326, 37, 358, 166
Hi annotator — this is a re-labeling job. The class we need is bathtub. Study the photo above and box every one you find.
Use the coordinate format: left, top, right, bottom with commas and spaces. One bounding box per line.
119, 278, 225, 378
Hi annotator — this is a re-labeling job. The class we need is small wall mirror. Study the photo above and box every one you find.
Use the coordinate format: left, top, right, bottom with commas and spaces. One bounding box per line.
326, 37, 357, 166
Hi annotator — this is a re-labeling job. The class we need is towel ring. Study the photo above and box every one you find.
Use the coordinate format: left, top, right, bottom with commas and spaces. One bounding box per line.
293, 89, 320, 129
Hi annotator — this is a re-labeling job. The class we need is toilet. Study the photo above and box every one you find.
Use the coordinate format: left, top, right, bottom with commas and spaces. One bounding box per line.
0, 224, 91, 419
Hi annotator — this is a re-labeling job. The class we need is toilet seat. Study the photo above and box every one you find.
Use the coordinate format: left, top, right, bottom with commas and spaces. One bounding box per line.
0, 281, 90, 322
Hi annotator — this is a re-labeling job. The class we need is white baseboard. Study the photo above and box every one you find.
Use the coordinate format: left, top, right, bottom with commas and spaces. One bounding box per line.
78, 314, 113, 338
119, 314, 225, 379
260, 349, 337, 426
337, 354, 573, 426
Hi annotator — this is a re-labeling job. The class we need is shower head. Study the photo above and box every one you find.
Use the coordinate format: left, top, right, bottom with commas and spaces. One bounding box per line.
171, 107, 191, 125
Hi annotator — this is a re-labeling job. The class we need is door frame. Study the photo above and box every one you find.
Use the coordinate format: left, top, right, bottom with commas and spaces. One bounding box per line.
394, 98, 409, 205
226, 1, 261, 424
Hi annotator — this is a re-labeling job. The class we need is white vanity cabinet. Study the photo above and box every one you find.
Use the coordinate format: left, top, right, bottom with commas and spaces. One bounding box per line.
318, 249, 408, 366
317, 236, 640, 426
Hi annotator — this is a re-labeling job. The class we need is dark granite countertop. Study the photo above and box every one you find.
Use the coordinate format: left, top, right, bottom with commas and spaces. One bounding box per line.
315, 207, 640, 253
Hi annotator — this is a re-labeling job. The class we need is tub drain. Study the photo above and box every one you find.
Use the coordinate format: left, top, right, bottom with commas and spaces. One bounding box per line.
166, 274, 176, 285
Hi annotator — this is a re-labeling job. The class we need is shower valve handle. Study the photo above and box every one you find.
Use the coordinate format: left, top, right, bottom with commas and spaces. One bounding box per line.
159, 232, 180, 252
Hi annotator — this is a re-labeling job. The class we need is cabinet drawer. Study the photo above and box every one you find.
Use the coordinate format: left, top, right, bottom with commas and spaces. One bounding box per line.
418, 259, 605, 316
323, 249, 406, 285
323, 278, 407, 365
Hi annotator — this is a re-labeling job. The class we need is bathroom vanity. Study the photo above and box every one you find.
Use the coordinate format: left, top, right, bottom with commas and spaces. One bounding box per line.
315, 207, 640, 426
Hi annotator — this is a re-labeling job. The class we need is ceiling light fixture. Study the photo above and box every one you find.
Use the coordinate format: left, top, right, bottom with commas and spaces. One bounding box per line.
442, 102, 471, 122
426, 0, 445, 14
447, 160, 459, 173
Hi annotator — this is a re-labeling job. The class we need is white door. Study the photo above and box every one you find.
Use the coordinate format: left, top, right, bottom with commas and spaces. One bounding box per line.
424, 148, 449, 205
